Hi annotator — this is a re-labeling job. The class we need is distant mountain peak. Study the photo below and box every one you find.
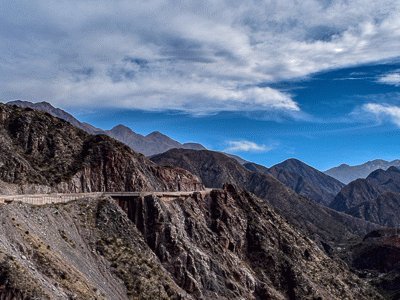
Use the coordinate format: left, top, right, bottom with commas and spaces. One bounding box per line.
325, 159, 400, 184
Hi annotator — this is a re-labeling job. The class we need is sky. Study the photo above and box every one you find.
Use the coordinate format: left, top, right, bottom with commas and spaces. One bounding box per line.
1, 0, 400, 170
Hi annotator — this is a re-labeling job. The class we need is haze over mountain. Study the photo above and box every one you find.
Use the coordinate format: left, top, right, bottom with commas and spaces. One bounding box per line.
330, 166, 400, 227
325, 160, 400, 184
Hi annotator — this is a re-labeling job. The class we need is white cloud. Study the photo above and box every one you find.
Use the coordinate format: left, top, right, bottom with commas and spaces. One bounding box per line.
362, 103, 400, 126
377, 72, 400, 86
224, 140, 272, 153
1, 1, 400, 114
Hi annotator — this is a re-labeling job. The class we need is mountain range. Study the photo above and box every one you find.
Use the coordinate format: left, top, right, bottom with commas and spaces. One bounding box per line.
325, 159, 400, 184
0, 103, 202, 194
7, 100, 206, 156
2, 100, 400, 298
330, 166, 400, 227
151, 148, 381, 246
0, 104, 386, 299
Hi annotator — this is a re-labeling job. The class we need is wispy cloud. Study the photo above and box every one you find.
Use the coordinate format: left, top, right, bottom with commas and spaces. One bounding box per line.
362, 103, 400, 126
224, 140, 272, 153
1, 1, 400, 115
377, 72, 400, 86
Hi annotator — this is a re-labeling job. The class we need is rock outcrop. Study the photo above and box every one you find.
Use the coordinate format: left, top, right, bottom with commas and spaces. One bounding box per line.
0, 104, 203, 194
124, 185, 381, 299
0, 197, 188, 299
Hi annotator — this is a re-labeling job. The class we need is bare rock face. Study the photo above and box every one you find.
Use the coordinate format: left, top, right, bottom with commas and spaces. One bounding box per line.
0, 104, 203, 194
0, 197, 188, 299
125, 185, 381, 299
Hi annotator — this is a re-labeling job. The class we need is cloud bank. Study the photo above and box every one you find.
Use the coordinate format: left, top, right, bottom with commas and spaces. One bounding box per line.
225, 140, 272, 153
1, 0, 400, 114
362, 103, 400, 126
377, 72, 400, 86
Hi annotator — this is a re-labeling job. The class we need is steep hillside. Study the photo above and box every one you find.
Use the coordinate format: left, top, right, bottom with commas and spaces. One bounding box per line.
325, 159, 400, 184
125, 185, 381, 299
329, 167, 400, 227
0, 104, 202, 194
151, 149, 381, 246
348, 192, 400, 227
267, 159, 344, 206
347, 229, 400, 299
0, 197, 188, 299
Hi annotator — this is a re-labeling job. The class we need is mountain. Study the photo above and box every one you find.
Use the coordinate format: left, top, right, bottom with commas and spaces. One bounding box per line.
106, 125, 206, 156
0, 103, 202, 194
0, 189, 381, 299
325, 159, 400, 184
7, 100, 102, 134
151, 149, 381, 247
330, 167, 400, 227
7, 100, 207, 156
266, 158, 345, 206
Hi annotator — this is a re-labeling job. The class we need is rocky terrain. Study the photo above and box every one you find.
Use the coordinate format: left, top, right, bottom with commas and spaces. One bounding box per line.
0, 104, 202, 194
0, 188, 383, 299
345, 229, 400, 299
0, 196, 188, 299
266, 158, 345, 206
325, 159, 400, 184
330, 167, 400, 226
151, 149, 381, 247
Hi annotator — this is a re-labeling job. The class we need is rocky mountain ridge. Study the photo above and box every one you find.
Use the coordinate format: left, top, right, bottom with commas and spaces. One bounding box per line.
330, 167, 400, 227
7, 100, 206, 156
0, 104, 202, 194
151, 149, 381, 247
325, 159, 400, 184
266, 158, 345, 206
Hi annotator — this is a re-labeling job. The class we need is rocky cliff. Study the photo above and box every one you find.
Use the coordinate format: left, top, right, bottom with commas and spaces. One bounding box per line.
0, 197, 188, 299
0, 104, 202, 194
0, 190, 382, 299
115, 185, 381, 299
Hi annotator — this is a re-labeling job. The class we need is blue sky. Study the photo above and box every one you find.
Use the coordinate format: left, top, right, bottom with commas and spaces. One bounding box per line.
1, 1, 400, 170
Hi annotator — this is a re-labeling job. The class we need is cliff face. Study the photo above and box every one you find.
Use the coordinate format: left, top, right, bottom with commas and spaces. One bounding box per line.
0, 104, 203, 194
0, 190, 381, 299
124, 185, 381, 299
0, 197, 187, 299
